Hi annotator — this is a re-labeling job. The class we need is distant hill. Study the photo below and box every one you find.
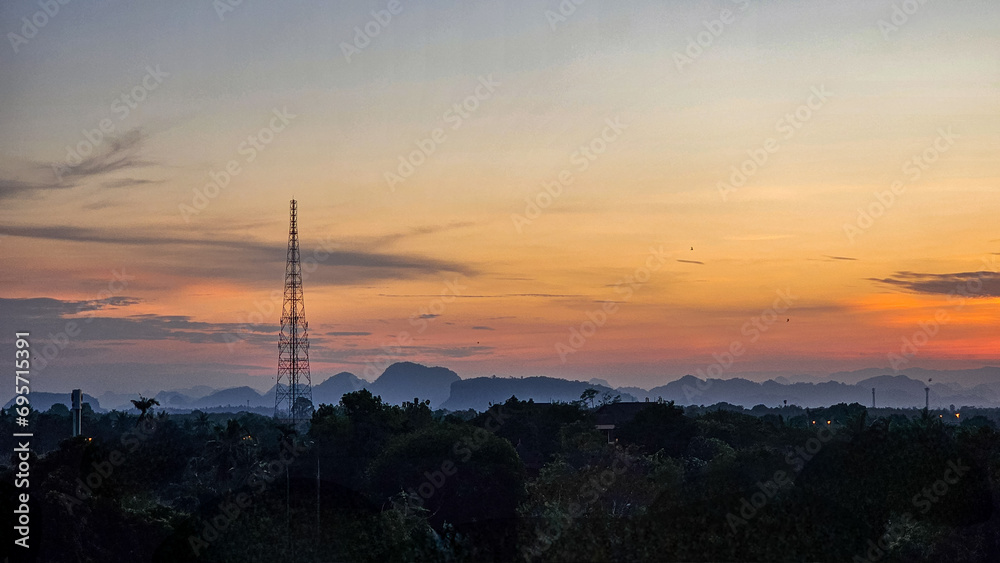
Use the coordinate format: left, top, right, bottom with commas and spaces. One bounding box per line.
828, 366, 1000, 387
156, 390, 194, 409
21, 364, 1000, 416
257, 371, 368, 410
646, 374, 1000, 408
370, 362, 459, 408
4, 392, 104, 413
98, 391, 138, 411
442, 376, 638, 411
313, 372, 365, 406
618, 386, 651, 400
855, 375, 1000, 407
99, 385, 220, 411
190, 386, 268, 409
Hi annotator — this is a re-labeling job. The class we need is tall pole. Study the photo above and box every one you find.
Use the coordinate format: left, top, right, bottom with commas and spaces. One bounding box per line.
925, 387, 929, 411
275, 199, 314, 426
287, 461, 291, 557
316, 457, 321, 547
872, 387, 875, 409
71, 389, 83, 437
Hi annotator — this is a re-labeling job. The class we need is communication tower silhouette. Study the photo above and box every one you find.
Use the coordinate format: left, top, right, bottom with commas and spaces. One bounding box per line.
274, 199, 314, 425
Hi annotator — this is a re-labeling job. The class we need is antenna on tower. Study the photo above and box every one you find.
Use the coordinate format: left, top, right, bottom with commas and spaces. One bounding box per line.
274, 199, 314, 426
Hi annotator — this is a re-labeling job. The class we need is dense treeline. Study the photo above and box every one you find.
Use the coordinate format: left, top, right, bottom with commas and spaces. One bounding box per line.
1, 392, 999, 562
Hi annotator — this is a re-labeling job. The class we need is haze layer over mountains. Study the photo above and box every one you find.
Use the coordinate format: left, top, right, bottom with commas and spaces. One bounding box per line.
14, 363, 1000, 413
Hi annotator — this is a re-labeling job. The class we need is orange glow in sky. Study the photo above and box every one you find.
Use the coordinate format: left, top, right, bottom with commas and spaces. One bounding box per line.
1, 1, 998, 394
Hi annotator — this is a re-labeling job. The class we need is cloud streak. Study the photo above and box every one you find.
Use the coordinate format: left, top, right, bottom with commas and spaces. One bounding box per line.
0, 224, 475, 284
50, 129, 153, 182
1, 129, 157, 202
869, 271, 1000, 298
822, 255, 858, 261
0, 130, 158, 203
0, 297, 264, 345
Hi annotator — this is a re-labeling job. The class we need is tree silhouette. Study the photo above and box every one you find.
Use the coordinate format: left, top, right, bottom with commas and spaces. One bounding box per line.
130, 396, 160, 424
599, 391, 622, 407
3, 392, 997, 562
192, 410, 211, 435
292, 395, 314, 422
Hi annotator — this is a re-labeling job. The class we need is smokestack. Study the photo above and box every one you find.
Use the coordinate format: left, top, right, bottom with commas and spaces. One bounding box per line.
71, 389, 82, 437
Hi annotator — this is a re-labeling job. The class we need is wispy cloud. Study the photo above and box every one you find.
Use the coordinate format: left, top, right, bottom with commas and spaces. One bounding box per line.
0, 224, 475, 284
1, 129, 156, 202
314, 344, 495, 363
0, 296, 142, 320
376, 293, 583, 299
82, 199, 127, 210
677, 259, 704, 265
0, 178, 73, 200
822, 255, 858, 261
0, 297, 256, 345
869, 271, 1000, 297
368, 221, 477, 247
102, 177, 164, 189
49, 129, 153, 183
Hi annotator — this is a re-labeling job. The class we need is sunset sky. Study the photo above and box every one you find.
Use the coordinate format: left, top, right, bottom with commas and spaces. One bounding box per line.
1, 0, 999, 395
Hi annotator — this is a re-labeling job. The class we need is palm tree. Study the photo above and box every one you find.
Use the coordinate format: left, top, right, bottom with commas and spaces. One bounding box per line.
111, 409, 131, 430
209, 419, 258, 489
193, 410, 212, 435
130, 396, 160, 424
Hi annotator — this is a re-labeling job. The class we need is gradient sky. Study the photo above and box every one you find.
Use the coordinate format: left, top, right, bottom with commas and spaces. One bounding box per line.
1, 0, 999, 396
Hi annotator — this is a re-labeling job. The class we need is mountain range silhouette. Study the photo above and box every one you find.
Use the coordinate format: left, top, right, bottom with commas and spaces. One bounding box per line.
14, 364, 1000, 413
